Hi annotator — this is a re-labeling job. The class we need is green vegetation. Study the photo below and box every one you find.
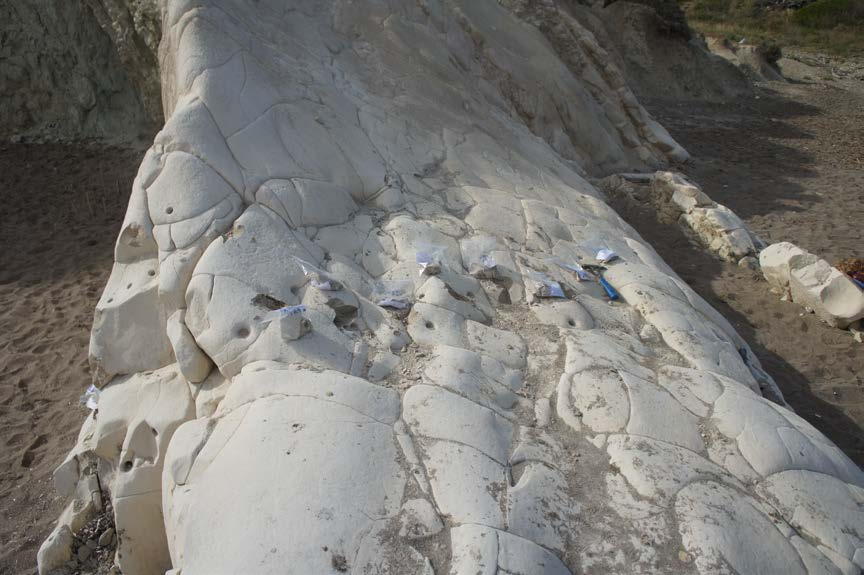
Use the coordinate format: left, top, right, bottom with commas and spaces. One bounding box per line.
794, 0, 864, 29
681, 0, 864, 56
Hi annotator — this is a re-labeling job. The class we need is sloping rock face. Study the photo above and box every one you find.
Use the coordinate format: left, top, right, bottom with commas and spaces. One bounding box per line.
83, 0, 164, 124
573, 0, 752, 103
41, 1, 863, 575
0, 1, 157, 141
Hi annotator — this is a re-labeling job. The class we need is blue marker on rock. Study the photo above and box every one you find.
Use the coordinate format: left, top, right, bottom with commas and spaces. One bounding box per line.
599, 276, 620, 301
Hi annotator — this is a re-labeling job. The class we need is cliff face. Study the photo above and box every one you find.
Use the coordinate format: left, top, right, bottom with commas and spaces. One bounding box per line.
0, 0, 158, 142
0, 0, 743, 142
568, 0, 752, 103
83, 0, 163, 124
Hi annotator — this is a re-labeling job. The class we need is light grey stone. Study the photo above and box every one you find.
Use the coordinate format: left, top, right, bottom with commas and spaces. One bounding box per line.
89, 258, 173, 385
713, 386, 863, 483
758, 470, 864, 566
403, 385, 513, 463
789, 258, 864, 328
37, 526, 74, 575
416, 276, 489, 323
675, 481, 806, 575
398, 499, 443, 540
608, 434, 736, 507
98, 528, 115, 547
622, 370, 704, 452
465, 320, 527, 369
163, 369, 405, 575
167, 309, 213, 383
569, 369, 630, 433
507, 463, 577, 551
423, 346, 524, 416
421, 439, 508, 528
759, 241, 816, 292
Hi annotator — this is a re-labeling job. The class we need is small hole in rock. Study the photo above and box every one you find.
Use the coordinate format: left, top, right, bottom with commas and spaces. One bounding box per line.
107, 298, 113, 303
425, 321, 434, 330
147, 270, 156, 277
166, 207, 174, 215
236, 326, 250, 338
498, 289, 511, 304
290, 286, 299, 295
466, 291, 474, 298
151, 428, 158, 436
567, 319, 575, 327
122, 461, 133, 472
328, 299, 358, 329
126, 283, 132, 289
418, 293, 425, 299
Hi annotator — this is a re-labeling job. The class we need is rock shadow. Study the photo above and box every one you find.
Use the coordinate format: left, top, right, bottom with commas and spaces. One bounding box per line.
608, 194, 864, 466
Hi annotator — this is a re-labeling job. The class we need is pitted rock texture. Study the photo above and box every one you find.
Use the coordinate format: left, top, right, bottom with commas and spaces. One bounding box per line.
41, 1, 863, 575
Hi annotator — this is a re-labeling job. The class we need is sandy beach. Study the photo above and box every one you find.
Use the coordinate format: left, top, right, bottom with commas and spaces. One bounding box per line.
0, 143, 142, 574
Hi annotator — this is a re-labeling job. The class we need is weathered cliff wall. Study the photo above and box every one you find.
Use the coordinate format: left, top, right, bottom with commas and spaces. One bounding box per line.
0, 0, 158, 142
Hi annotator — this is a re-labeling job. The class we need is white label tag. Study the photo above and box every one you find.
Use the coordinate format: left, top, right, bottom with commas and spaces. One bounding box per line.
262, 305, 307, 323
377, 298, 409, 309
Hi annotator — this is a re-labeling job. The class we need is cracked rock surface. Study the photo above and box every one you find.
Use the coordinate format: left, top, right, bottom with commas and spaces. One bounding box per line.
40, 1, 863, 574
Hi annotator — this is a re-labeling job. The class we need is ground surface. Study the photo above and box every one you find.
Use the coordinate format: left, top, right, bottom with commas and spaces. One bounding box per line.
0, 60, 862, 575
638, 69, 864, 464
0, 143, 141, 574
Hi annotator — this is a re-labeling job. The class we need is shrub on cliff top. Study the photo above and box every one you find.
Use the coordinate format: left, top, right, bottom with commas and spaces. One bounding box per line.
794, 0, 864, 29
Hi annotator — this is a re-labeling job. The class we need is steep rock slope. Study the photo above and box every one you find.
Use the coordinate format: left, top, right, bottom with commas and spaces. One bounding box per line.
594, 1, 752, 102
83, 0, 164, 124
39, 1, 863, 575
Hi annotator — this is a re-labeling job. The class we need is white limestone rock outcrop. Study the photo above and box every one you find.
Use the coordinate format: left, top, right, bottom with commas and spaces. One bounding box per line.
600, 171, 767, 265
761, 241, 864, 329
790, 260, 864, 328
651, 171, 766, 262
760, 241, 817, 292
41, 1, 863, 575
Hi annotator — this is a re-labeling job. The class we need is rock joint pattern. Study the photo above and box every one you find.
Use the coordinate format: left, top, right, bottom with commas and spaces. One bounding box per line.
40, 2, 863, 575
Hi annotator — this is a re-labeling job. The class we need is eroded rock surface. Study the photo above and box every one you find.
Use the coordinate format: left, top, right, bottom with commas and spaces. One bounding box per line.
601, 171, 767, 266
41, 1, 863, 574
761, 241, 864, 329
